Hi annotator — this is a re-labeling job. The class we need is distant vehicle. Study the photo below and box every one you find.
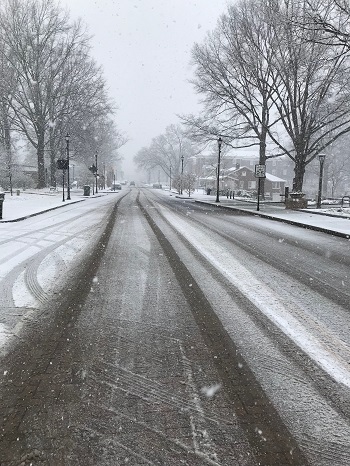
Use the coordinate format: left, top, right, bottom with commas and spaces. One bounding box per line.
111, 183, 122, 191
130, 181, 135, 186
152, 183, 162, 189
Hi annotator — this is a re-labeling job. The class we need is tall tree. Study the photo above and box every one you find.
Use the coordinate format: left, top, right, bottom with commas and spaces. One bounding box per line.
189, 0, 280, 164
189, 0, 350, 192
265, 0, 350, 191
0, 0, 72, 187
0, 0, 120, 188
187, 0, 283, 197
0, 33, 17, 192
45, 45, 116, 186
134, 124, 195, 180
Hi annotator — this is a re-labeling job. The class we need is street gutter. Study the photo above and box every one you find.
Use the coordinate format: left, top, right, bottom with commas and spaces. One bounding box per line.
195, 200, 350, 239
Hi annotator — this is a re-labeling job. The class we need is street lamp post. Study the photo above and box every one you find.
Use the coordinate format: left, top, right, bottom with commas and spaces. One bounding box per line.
62, 169, 65, 202
181, 154, 184, 194
95, 152, 98, 194
317, 153, 326, 209
65, 133, 71, 200
215, 136, 223, 203
170, 166, 172, 191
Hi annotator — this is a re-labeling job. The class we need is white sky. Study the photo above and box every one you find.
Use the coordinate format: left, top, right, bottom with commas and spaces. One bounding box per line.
62, 0, 230, 179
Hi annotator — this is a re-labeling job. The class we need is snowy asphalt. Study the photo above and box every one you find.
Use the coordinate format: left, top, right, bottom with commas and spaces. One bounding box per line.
1, 188, 350, 239
0, 188, 349, 464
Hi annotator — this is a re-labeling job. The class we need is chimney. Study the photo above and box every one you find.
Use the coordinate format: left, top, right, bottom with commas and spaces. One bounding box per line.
235, 162, 240, 170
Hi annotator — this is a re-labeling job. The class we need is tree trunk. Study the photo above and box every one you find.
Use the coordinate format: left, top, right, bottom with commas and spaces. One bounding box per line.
49, 128, 56, 187
2, 98, 13, 194
37, 130, 46, 188
293, 157, 306, 192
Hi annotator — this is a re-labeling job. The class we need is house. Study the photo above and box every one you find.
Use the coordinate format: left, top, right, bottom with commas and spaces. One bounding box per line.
223, 166, 286, 201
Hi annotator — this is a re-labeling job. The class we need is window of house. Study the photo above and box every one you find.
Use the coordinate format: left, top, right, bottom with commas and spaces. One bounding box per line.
272, 182, 280, 189
239, 181, 244, 188
248, 181, 256, 189
241, 171, 246, 176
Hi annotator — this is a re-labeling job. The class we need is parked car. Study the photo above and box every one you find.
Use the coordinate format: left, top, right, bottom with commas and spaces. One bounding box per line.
111, 183, 122, 190
130, 181, 135, 186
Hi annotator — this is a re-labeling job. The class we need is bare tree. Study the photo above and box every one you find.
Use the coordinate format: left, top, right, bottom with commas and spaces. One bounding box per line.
183, 173, 197, 197
187, 0, 350, 193
187, 0, 283, 197
74, 116, 126, 181
134, 124, 195, 181
192, 0, 281, 154
0, 0, 120, 188
46, 47, 117, 186
304, 0, 350, 49
0, 32, 18, 193
265, 0, 350, 191
323, 136, 350, 196
0, 0, 73, 187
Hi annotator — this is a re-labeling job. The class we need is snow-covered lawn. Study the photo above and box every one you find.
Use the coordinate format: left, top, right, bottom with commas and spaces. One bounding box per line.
0, 188, 112, 221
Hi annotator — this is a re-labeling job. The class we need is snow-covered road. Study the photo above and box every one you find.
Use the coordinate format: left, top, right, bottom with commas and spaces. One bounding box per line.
1, 188, 350, 465
0, 194, 118, 352
142, 189, 350, 466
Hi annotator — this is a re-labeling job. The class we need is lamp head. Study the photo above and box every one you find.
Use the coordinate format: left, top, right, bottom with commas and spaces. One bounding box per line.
318, 153, 326, 163
218, 136, 223, 149
65, 133, 70, 142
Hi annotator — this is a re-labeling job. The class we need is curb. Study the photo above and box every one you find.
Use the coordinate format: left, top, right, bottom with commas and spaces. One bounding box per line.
194, 200, 350, 239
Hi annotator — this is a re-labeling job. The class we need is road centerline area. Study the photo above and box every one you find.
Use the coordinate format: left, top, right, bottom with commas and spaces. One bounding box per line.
138, 191, 307, 465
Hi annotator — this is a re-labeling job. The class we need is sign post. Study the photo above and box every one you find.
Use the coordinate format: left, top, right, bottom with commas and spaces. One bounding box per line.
255, 164, 266, 211
89, 164, 98, 195
56, 159, 69, 202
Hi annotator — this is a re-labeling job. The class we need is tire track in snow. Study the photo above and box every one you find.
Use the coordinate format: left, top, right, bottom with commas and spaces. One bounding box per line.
178, 340, 220, 464
80, 409, 222, 465
138, 191, 307, 466
88, 359, 231, 426
156, 201, 350, 388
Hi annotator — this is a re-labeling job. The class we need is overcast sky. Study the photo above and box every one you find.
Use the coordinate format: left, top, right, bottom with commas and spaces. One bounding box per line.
63, 0, 230, 179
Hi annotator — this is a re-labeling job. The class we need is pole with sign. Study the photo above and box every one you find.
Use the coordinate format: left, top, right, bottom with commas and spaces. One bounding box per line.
255, 164, 266, 211
89, 164, 97, 195
56, 159, 69, 202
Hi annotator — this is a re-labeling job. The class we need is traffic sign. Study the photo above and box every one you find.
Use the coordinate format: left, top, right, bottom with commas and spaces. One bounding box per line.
56, 159, 68, 170
255, 164, 266, 178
